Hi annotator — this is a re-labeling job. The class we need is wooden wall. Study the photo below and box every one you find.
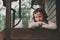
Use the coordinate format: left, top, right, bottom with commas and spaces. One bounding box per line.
45, 0, 56, 23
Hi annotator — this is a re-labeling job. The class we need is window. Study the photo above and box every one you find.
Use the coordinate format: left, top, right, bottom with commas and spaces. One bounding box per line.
0, 0, 6, 32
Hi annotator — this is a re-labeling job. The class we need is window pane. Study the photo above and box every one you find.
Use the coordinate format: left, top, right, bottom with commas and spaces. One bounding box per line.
21, 0, 32, 28
0, 0, 6, 32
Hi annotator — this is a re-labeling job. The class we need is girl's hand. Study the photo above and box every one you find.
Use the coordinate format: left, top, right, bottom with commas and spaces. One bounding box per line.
28, 22, 39, 28
28, 22, 43, 28
36, 22, 46, 27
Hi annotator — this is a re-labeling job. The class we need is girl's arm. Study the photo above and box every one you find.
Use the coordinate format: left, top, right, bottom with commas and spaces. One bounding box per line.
28, 21, 57, 30
41, 21, 57, 30
28, 22, 41, 28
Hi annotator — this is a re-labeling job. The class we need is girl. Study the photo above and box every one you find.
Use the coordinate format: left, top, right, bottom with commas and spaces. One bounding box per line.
28, 8, 57, 30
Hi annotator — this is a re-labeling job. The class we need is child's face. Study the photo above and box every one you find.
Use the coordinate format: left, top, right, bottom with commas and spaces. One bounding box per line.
34, 12, 43, 22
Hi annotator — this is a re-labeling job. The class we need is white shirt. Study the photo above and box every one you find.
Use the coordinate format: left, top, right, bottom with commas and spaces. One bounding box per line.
28, 21, 57, 30
14, 18, 23, 28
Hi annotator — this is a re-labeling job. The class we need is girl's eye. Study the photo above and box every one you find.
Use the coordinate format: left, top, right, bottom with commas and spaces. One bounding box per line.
35, 17, 38, 18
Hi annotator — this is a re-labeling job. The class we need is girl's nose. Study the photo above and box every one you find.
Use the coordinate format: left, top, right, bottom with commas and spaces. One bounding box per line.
38, 18, 42, 21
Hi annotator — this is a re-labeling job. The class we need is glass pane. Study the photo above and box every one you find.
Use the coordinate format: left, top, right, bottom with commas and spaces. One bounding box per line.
21, 0, 32, 28
0, 0, 6, 32
11, 0, 56, 30
11, 0, 32, 28
11, 0, 43, 28
11, 0, 19, 28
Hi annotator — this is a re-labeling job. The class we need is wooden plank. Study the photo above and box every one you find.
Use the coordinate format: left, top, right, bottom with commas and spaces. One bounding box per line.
47, 10, 56, 20
11, 28, 60, 40
49, 16, 56, 22
5, 0, 11, 40
47, 4, 56, 16
48, 1, 55, 12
